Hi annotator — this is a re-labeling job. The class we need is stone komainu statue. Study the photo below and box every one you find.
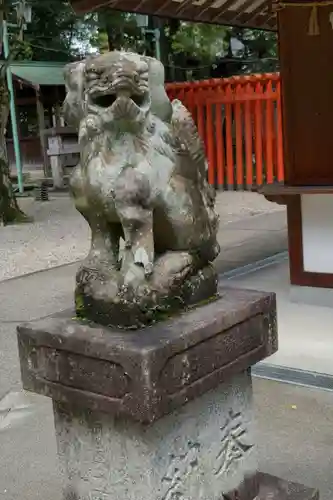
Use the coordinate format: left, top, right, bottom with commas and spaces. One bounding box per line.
63, 51, 220, 329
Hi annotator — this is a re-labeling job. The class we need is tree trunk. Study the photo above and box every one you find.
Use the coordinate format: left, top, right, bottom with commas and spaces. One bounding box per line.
0, 77, 28, 225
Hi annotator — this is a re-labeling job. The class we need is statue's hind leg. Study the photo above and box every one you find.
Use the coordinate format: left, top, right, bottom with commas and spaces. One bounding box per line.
82, 219, 122, 272
70, 165, 122, 289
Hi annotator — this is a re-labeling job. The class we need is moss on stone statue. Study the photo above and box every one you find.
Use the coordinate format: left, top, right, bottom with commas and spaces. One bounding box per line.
73, 291, 220, 330
136, 292, 220, 328
73, 264, 219, 330
75, 291, 86, 319
188, 293, 220, 310
135, 291, 220, 329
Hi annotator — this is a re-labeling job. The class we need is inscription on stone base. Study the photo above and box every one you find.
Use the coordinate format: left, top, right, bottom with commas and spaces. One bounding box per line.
54, 372, 257, 500
215, 409, 254, 478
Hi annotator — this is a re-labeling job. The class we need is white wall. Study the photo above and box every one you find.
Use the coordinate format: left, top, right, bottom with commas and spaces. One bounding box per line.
301, 194, 333, 274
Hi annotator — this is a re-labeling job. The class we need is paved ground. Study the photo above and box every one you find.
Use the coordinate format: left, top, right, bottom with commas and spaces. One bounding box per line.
0, 191, 286, 281
0, 266, 331, 500
215, 207, 286, 274
223, 258, 333, 376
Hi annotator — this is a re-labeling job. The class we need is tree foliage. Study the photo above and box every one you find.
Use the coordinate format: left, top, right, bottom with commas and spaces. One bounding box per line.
227, 27, 278, 74
88, 9, 144, 53
86, 10, 278, 79
6, 0, 91, 61
170, 22, 227, 62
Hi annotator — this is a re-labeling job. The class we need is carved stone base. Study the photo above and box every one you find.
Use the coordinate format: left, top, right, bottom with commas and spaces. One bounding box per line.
76, 262, 218, 330
54, 372, 257, 500
16, 288, 317, 499
17, 289, 277, 423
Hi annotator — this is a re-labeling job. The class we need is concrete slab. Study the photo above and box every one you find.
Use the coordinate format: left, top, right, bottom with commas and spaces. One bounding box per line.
225, 210, 287, 231
216, 229, 287, 274
0, 264, 79, 400
0, 391, 62, 500
0, 323, 22, 401
222, 260, 333, 375
216, 228, 258, 245
255, 379, 333, 500
0, 263, 79, 324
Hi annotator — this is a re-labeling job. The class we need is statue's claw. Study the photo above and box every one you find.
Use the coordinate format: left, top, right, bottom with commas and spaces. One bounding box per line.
144, 262, 154, 277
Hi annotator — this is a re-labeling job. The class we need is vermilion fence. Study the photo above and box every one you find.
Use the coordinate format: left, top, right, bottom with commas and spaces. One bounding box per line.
166, 74, 284, 190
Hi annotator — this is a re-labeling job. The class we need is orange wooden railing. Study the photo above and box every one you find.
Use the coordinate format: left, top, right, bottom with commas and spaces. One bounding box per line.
166, 73, 284, 190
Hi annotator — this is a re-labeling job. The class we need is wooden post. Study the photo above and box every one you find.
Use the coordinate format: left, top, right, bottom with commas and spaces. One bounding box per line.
54, 86, 62, 127
48, 106, 53, 127
47, 135, 64, 189
36, 89, 50, 177
279, 3, 333, 297
259, 2, 333, 305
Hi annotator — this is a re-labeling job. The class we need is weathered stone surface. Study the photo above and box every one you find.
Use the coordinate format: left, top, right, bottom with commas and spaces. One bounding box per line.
223, 474, 259, 500
257, 473, 319, 500
54, 371, 258, 500
17, 288, 277, 423
62, 50, 220, 329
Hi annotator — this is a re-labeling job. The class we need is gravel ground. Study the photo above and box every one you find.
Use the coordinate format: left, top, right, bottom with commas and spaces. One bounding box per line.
0, 191, 284, 282
214, 191, 283, 224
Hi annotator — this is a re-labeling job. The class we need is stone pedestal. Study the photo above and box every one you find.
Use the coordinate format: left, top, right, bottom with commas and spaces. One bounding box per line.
54, 372, 256, 500
17, 288, 318, 500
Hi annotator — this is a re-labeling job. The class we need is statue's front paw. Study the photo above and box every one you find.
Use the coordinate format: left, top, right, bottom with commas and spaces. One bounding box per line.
149, 252, 194, 292
122, 262, 146, 288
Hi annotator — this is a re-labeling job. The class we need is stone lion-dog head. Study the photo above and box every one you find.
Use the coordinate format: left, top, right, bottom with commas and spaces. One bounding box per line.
63, 52, 157, 138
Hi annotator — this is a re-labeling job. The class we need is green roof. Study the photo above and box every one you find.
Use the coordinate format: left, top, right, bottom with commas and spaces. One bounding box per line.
10, 61, 65, 87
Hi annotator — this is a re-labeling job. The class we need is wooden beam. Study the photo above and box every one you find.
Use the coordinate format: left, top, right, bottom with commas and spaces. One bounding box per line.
69, 0, 114, 12
68, 0, 276, 29
198, 0, 239, 23
16, 97, 37, 106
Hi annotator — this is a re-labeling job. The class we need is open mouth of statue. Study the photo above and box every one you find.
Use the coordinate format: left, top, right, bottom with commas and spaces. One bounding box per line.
92, 92, 145, 109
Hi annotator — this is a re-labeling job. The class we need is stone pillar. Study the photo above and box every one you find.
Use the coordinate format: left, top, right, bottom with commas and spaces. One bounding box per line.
54, 372, 256, 500
17, 288, 318, 500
